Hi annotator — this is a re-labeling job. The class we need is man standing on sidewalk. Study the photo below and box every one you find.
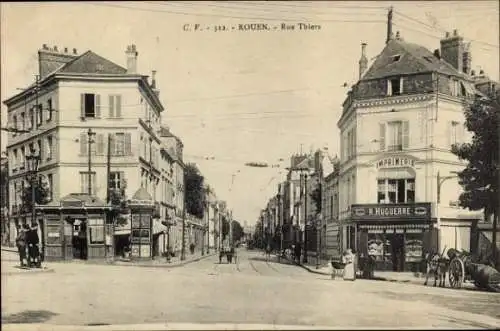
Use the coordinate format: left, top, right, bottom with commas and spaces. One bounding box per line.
15, 225, 27, 267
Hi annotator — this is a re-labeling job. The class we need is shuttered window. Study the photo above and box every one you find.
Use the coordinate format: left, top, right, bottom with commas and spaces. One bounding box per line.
80, 93, 101, 119
402, 121, 409, 149
80, 133, 87, 155
379, 123, 386, 151
96, 134, 105, 155
108, 95, 122, 118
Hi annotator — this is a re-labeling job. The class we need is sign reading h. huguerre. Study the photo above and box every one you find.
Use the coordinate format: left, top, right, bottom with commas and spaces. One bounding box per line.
351, 203, 431, 221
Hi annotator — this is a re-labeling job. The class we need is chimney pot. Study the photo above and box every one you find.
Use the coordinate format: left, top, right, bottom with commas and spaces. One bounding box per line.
471, 70, 475, 76
53, 46, 58, 52
42, 44, 48, 50
433, 49, 441, 59
64, 47, 68, 53
445, 32, 450, 38
480, 69, 484, 75
73, 48, 77, 54
453, 29, 458, 36
396, 31, 400, 39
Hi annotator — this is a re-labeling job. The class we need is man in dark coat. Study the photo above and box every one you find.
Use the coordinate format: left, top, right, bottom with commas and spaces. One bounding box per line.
26, 224, 41, 268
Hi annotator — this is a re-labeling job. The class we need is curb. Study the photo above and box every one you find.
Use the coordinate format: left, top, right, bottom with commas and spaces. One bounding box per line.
110, 252, 218, 269
2, 267, 55, 276
277, 254, 331, 275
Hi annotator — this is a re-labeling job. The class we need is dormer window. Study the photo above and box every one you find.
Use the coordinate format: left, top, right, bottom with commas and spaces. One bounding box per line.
387, 77, 403, 96
391, 54, 401, 62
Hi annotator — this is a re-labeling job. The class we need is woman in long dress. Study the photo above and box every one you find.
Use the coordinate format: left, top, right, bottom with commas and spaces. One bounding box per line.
342, 249, 356, 281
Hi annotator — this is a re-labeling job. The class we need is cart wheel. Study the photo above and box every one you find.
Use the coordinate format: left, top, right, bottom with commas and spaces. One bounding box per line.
448, 257, 465, 289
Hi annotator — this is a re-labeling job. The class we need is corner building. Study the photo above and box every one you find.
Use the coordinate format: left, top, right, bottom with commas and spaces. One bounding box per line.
338, 30, 483, 272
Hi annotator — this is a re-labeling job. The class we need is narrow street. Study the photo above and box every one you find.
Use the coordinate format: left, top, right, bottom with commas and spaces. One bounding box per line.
2, 249, 499, 329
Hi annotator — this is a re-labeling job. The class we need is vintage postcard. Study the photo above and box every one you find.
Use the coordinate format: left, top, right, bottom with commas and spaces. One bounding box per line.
1, 1, 499, 330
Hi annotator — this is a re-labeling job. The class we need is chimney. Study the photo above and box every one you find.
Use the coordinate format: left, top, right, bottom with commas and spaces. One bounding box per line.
151, 70, 157, 89
151, 70, 160, 97
73, 48, 77, 54
38, 44, 79, 79
64, 47, 68, 53
440, 29, 464, 72
358, 42, 368, 80
462, 43, 472, 75
125, 44, 138, 74
386, 6, 394, 44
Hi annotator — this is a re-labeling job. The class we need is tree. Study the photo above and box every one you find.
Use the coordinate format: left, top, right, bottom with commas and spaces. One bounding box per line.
185, 163, 206, 219
221, 215, 230, 240
231, 220, 244, 242
21, 179, 50, 214
451, 91, 499, 267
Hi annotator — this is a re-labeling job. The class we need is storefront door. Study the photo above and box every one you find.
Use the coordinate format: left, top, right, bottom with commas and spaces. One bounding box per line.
388, 233, 405, 271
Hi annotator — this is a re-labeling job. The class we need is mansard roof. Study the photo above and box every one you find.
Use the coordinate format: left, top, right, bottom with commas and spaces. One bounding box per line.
361, 38, 467, 81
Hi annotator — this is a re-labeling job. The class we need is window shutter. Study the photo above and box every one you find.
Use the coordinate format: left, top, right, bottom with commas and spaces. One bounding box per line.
109, 95, 115, 118
97, 134, 104, 155
95, 94, 101, 118
379, 123, 386, 151
402, 121, 409, 149
80, 94, 85, 119
116, 95, 122, 118
387, 80, 392, 96
110, 134, 116, 156
80, 173, 87, 193
80, 133, 88, 155
125, 133, 132, 155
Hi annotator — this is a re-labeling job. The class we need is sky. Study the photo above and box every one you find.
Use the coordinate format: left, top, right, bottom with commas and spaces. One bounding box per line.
1, 1, 499, 225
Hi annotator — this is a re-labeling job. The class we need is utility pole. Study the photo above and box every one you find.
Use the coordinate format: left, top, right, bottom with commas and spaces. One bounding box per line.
303, 173, 308, 263
106, 134, 112, 203
87, 128, 95, 195
181, 171, 186, 261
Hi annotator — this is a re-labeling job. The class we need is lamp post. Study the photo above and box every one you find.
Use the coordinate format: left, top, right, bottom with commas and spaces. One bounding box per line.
25, 150, 40, 227
277, 190, 283, 262
316, 213, 322, 269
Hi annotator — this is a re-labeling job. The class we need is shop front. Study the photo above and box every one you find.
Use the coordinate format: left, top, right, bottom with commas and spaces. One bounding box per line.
37, 193, 113, 262
351, 203, 435, 272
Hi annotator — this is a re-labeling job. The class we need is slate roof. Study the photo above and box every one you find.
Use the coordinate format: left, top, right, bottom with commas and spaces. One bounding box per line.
56, 51, 127, 75
361, 38, 467, 81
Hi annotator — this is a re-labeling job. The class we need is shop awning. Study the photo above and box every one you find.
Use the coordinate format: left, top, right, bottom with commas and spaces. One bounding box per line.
360, 223, 430, 232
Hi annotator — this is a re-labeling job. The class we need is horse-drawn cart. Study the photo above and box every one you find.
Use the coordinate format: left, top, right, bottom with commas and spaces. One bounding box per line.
447, 249, 500, 292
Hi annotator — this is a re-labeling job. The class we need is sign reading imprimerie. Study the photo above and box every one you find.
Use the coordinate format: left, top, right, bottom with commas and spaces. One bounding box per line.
351, 203, 431, 221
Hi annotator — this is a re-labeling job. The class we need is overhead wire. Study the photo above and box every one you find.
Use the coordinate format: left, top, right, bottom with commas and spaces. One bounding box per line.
88, 2, 385, 23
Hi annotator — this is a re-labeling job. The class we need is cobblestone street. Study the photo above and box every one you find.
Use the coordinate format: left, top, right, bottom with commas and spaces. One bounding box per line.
2, 249, 500, 329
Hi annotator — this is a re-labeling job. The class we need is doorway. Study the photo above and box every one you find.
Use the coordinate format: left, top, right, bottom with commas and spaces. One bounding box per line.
72, 220, 88, 260
387, 233, 405, 271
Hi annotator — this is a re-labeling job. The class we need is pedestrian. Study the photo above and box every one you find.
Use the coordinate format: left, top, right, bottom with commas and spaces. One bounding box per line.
26, 223, 41, 268
15, 225, 27, 267
342, 249, 356, 281
294, 242, 302, 264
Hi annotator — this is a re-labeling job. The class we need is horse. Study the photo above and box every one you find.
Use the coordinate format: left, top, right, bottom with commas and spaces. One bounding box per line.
424, 252, 448, 287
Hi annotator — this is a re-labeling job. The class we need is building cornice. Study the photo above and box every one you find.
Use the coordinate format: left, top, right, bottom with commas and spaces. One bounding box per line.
3, 73, 165, 113
338, 93, 435, 128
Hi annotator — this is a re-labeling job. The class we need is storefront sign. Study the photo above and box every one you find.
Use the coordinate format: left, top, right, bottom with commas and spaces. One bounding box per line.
376, 157, 416, 169
351, 203, 431, 221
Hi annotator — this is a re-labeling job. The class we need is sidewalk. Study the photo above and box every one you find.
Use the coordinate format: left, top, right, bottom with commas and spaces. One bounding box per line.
1, 248, 54, 276
285, 253, 478, 290
2, 245, 216, 270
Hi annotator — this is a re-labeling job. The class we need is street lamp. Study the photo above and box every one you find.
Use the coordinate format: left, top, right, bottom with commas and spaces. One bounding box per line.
161, 216, 175, 263
25, 150, 40, 227
437, 171, 459, 204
